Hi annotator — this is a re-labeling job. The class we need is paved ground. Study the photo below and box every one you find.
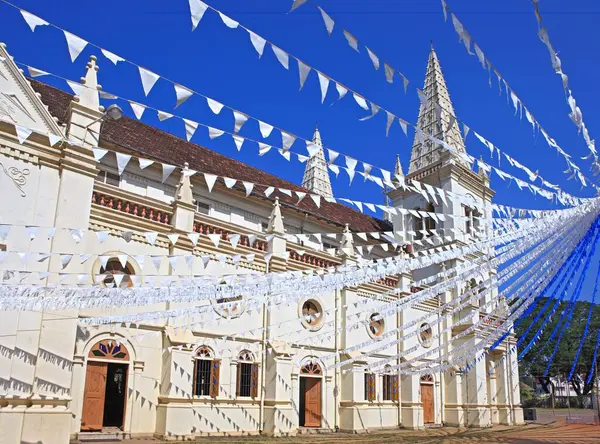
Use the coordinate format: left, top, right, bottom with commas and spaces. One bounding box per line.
121, 422, 600, 443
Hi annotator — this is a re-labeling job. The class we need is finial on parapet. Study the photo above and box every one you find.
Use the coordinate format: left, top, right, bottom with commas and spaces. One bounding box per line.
340, 223, 355, 258
175, 162, 195, 205
75, 55, 102, 111
267, 197, 285, 235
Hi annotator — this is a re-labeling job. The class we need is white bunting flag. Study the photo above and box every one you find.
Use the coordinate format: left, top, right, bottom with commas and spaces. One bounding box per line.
281, 131, 297, 151
207, 233, 221, 248
359, 103, 380, 121
298, 60, 311, 90
353, 93, 369, 110
63, 31, 88, 62
15, 125, 33, 144
66, 80, 83, 96
21, 10, 49, 32
162, 164, 176, 183
206, 97, 224, 115
345, 156, 358, 171
279, 149, 291, 161
290, 0, 308, 11
184, 119, 198, 141
259, 143, 272, 156
306, 141, 321, 157
310, 194, 321, 208
264, 186, 274, 197
189, 0, 208, 31
27, 66, 48, 78
232, 134, 244, 151
248, 30, 266, 58
335, 82, 348, 101
101, 49, 124, 65
343, 30, 359, 52
116, 153, 132, 176
327, 149, 339, 164
157, 110, 173, 121
96, 231, 109, 243
386, 111, 394, 136
204, 173, 218, 192
366, 47, 380, 70
398, 118, 408, 136
384, 63, 394, 83
145, 232, 158, 246
317, 72, 330, 103
258, 121, 274, 139
208, 127, 225, 139
223, 177, 236, 189
233, 111, 248, 133
174, 84, 193, 108
187, 232, 200, 247
229, 234, 241, 249
243, 181, 254, 196
219, 12, 239, 29
129, 101, 146, 120
271, 44, 289, 70
139, 158, 153, 169
48, 133, 63, 147
138, 67, 160, 96
318, 7, 335, 35
297, 153, 309, 163
167, 234, 180, 246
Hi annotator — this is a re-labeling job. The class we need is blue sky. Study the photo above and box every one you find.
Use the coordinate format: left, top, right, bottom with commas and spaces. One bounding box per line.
1, 0, 599, 214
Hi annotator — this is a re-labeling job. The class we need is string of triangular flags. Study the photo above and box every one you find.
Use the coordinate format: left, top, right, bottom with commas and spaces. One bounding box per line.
10, 1, 589, 204
440, 0, 598, 185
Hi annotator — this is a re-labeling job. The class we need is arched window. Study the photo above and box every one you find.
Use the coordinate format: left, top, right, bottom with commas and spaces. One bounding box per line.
89, 340, 129, 360
424, 203, 436, 234
99, 257, 135, 288
421, 374, 434, 384
368, 313, 385, 338
236, 350, 258, 398
193, 346, 220, 398
300, 361, 322, 376
301, 299, 324, 330
382, 365, 398, 402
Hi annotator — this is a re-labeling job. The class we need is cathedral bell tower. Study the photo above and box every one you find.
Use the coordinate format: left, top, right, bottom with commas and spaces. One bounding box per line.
387, 46, 498, 429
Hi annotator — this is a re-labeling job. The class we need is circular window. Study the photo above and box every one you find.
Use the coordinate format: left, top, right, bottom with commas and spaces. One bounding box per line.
214, 295, 245, 318
367, 313, 385, 338
96, 256, 136, 288
419, 323, 433, 348
300, 299, 324, 331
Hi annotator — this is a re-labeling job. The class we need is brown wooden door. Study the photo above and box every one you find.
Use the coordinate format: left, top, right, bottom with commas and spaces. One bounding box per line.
303, 377, 322, 427
82, 362, 108, 431
421, 384, 434, 424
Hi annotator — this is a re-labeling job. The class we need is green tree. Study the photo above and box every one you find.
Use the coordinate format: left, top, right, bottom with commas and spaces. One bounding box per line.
515, 298, 600, 395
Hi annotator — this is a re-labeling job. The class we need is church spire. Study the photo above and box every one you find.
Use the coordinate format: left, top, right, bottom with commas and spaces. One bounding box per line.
301, 124, 333, 199
407, 46, 467, 174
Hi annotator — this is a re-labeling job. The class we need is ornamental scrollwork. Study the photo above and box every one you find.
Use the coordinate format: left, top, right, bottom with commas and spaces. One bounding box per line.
0, 162, 30, 197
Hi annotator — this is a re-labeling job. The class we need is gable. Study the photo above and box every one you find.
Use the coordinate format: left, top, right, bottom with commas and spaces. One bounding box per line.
0, 45, 63, 135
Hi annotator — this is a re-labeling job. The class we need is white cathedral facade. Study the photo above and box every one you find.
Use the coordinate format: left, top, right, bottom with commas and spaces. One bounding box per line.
0, 41, 523, 443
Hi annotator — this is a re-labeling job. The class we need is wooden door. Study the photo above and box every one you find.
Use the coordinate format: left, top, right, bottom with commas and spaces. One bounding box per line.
303, 377, 322, 427
421, 384, 434, 424
82, 361, 108, 431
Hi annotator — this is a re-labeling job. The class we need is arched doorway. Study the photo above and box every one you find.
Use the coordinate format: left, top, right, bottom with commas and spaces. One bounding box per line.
299, 361, 322, 428
81, 340, 130, 431
420, 374, 434, 424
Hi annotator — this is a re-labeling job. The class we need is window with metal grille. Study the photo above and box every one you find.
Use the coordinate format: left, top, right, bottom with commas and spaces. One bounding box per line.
194, 359, 212, 396
238, 363, 252, 397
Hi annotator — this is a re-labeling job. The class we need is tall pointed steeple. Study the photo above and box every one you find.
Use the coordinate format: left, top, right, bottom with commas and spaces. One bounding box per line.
407, 46, 467, 174
301, 124, 334, 199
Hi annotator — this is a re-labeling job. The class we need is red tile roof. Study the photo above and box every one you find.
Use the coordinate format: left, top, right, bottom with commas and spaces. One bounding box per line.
30, 80, 392, 233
